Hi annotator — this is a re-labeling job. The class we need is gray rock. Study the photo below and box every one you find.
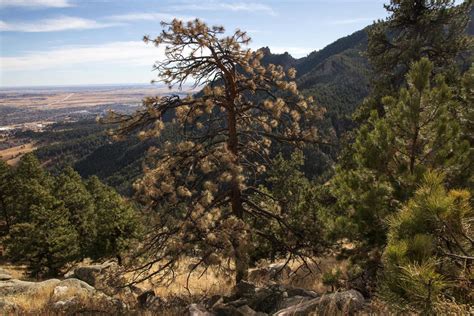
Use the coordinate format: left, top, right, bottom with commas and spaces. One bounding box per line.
274, 290, 365, 316
205, 294, 225, 309
317, 290, 365, 314
0, 278, 60, 297
237, 305, 268, 315
213, 303, 247, 316
0, 268, 12, 281
50, 278, 128, 314
0, 273, 12, 281
285, 287, 319, 298
234, 280, 256, 297
247, 286, 286, 313
65, 261, 117, 287
277, 296, 313, 310
189, 303, 214, 316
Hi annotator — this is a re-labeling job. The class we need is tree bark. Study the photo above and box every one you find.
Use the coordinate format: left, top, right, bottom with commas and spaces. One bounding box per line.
227, 103, 248, 283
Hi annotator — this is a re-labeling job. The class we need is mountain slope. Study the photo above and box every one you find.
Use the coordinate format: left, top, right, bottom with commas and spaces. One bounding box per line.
261, 28, 370, 136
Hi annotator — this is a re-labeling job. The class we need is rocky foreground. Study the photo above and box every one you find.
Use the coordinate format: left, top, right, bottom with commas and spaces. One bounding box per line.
0, 263, 366, 315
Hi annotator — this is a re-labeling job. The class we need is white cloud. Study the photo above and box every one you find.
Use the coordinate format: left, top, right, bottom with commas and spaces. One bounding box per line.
0, 0, 72, 8
107, 12, 195, 23
0, 38, 314, 74
1, 41, 163, 71
170, 2, 276, 16
0, 16, 119, 32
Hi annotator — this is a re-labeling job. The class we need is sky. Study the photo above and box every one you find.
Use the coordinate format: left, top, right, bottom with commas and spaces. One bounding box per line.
0, 0, 389, 87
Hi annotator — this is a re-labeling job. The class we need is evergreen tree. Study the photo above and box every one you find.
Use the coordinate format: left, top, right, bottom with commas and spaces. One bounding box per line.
331, 58, 471, 287
458, 65, 474, 190
249, 151, 328, 263
8, 154, 54, 224
358, 0, 472, 118
86, 176, 141, 264
381, 171, 473, 313
54, 167, 97, 258
6, 170, 80, 276
0, 160, 12, 234
109, 19, 325, 283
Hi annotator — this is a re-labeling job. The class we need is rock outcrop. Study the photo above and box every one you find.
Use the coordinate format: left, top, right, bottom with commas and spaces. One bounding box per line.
0, 268, 12, 281
0, 277, 128, 314
65, 261, 119, 288
185, 281, 365, 316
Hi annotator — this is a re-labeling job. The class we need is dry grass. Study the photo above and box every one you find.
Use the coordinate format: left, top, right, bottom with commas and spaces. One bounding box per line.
126, 255, 348, 300
4, 279, 59, 312
287, 256, 349, 292
127, 258, 234, 299
0, 142, 37, 166
0, 255, 350, 314
0, 263, 28, 280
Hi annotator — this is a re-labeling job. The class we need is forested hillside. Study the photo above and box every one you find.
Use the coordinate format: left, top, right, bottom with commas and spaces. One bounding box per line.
1, 1, 473, 315
31, 7, 473, 194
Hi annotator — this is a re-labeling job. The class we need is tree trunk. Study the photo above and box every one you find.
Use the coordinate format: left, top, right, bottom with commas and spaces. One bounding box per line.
227, 103, 248, 283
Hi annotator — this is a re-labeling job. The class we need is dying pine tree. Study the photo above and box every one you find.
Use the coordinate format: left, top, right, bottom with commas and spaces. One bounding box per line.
107, 19, 326, 284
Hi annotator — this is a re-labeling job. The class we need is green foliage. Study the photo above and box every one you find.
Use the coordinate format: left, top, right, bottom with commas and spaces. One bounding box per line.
330, 59, 473, 304
3, 154, 140, 276
381, 171, 473, 313
322, 268, 343, 292
332, 59, 471, 255
249, 151, 328, 263
367, 0, 472, 96
86, 176, 141, 261
6, 166, 80, 276
0, 160, 13, 235
54, 167, 97, 257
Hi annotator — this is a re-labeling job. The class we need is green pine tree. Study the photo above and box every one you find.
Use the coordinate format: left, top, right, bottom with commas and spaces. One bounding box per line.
249, 151, 328, 263
331, 58, 471, 287
6, 180, 79, 276
8, 154, 55, 224
86, 176, 141, 264
381, 171, 473, 313
0, 160, 13, 235
357, 0, 472, 119
54, 167, 97, 258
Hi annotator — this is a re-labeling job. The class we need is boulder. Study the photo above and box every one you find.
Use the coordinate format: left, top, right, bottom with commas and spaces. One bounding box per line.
277, 296, 314, 310
247, 285, 286, 313
50, 278, 95, 300
0, 273, 12, 281
65, 261, 117, 287
238, 305, 267, 315
317, 290, 365, 314
285, 287, 318, 299
274, 290, 365, 316
188, 303, 214, 316
49, 278, 128, 314
234, 280, 256, 298
0, 278, 60, 297
204, 294, 225, 309
0, 268, 12, 281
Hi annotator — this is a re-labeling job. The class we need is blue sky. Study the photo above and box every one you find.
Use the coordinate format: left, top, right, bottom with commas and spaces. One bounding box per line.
0, 0, 388, 87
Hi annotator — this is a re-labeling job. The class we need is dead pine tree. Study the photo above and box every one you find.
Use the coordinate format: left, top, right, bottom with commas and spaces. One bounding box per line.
107, 19, 327, 286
